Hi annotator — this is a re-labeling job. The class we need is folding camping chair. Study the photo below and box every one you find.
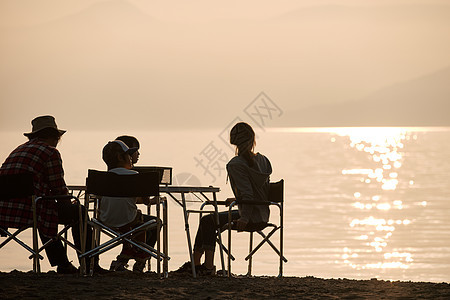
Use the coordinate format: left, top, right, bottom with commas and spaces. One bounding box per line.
1, 173, 85, 273
0, 173, 42, 272
32, 195, 85, 270
79, 169, 168, 275
224, 179, 287, 277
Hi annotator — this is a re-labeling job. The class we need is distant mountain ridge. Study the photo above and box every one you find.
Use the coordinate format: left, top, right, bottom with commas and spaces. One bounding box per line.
1, 0, 450, 130
276, 4, 450, 21
282, 67, 450, 127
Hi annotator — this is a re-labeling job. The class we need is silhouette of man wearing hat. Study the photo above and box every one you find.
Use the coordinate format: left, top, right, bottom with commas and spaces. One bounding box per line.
0, 115, 105, 274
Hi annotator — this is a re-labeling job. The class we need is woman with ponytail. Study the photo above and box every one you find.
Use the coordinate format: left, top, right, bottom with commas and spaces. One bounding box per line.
176, 122, 272, 276
227, 122, 272, 231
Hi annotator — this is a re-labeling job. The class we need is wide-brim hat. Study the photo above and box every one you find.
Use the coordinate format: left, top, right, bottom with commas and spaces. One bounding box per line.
23, 115, 66, 137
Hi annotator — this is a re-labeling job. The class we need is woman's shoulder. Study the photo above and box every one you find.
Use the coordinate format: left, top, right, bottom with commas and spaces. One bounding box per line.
227, 153, 271, 168
227, 155, 246, 166
255, 152, 270, 163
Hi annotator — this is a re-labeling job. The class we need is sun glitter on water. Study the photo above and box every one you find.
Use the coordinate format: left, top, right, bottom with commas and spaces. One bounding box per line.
330, 127, 417, 272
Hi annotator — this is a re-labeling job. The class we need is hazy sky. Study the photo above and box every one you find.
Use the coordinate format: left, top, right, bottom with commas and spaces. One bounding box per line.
1, 0, 449, 131
2, 0, 450, 25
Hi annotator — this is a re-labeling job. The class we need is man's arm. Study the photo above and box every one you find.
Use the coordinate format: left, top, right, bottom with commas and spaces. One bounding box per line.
47, 150, 69, 196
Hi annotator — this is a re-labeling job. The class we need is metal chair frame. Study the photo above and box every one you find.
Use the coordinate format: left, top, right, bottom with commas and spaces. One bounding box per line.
0, 173, 42, 272
31, 195, 84, 264
1, 174, 85, 273
224, 179, 287, 277
79, 169, 169, 276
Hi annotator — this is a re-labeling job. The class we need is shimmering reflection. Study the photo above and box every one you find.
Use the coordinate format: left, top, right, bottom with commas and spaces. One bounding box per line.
340, 128, 407, 192
332, 128, 416, 272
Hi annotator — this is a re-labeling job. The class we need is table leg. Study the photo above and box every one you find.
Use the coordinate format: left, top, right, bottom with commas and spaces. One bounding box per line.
163, 197, 169, 278
181, 192, 197, 278
213, 192, 226, 275
156, 196, 161, 276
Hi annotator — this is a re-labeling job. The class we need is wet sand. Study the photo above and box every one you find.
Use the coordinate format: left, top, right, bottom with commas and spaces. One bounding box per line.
1, 270, 449, 299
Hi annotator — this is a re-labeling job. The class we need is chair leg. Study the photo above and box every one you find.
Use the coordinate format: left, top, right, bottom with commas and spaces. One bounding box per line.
279, 203, 284, 278
81, 223, 167, 269
125, 239, 166, 260
78, 204, 86, 275
64, 231, 68, 252
245, 229, 287, 263
227, 211, 232, 278
33, 230, 41, 273
247, 232, 253, 276
32, 196, 41, 273
163, 198, 169, 277
90, 223, 98, 276
31, 225, 75, 259
212, 192, 226, 276
156, 197, 161, 276
32, 227, 41, 273
279, 224, 284, 278
216, 237, 235, 261
244, 228, 288, 278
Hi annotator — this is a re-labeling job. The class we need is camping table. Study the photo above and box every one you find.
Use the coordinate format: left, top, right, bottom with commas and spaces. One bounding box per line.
159, 185, 226, 278
68, 185, 225, 278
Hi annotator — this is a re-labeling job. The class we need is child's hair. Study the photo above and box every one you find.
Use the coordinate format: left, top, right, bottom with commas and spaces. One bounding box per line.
102, 141, 130, 170
116, 135, 140, 149
230, 122, 256, 167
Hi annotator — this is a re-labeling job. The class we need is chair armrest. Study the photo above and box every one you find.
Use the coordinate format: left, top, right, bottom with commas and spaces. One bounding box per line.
205, 200, 271, 208
233, 200, 270, 206
228, 200, 276, 213
36, 195, 80, 204
204, 200, 229, 206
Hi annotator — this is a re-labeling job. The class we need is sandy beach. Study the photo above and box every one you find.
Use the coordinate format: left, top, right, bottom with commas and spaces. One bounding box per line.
1, 270, 449, 299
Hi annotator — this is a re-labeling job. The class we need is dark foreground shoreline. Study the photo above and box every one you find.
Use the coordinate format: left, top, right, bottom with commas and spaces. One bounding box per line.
1, 270, 449, 299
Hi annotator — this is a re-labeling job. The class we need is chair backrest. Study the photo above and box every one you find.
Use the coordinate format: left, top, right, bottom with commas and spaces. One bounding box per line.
0, 173, 34, 199
268, 179, 284, 203
86, 169, 159, 197
132, 166, 173, 185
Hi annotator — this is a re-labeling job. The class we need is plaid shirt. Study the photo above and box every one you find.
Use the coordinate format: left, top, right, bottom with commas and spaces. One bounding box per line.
0, 139, 68, 237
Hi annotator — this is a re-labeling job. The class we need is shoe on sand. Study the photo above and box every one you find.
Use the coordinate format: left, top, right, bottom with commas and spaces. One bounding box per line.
93, 264, 111, 275
196, 264, 216, 276
110, 259, 129, 272
133, 260, 146, 273
174, 261, 194, 273
57, 262, 78, 274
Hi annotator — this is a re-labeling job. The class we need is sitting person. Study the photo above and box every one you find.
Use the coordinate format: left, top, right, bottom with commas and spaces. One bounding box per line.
99, 140, 160, 273
177, 122, 272, 275
0, 115, 105, 274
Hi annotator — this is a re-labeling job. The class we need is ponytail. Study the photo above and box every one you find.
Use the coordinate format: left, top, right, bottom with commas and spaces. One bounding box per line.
230, 122, 256, 167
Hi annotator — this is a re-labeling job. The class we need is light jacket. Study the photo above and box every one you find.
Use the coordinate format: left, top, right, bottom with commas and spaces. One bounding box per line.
226, 153, 272, 223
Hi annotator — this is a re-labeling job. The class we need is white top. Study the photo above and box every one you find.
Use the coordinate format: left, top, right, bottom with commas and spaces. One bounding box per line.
98, 167, 138, 228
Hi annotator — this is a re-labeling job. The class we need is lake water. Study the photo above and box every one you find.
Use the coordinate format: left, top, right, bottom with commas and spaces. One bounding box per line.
1, 127, 449, 283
